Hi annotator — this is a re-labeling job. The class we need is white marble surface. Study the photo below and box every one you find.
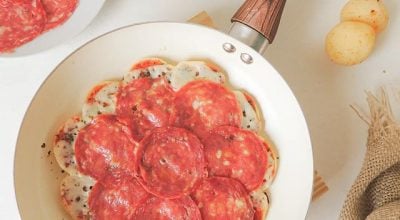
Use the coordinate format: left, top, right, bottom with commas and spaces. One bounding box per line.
1, 0, 399, 219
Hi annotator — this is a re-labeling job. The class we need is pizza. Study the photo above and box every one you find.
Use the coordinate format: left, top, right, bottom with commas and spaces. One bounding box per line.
54, 58, 278, 220
0, 0, 79, 53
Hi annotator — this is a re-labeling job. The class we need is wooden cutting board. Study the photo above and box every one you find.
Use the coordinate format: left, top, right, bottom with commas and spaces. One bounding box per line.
188, 11, 328, 202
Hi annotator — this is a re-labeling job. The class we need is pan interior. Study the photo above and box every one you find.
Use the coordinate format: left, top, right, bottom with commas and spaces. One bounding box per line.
14, 22, 313, 220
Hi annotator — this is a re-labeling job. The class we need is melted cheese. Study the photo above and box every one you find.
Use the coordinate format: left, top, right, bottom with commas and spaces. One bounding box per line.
249, 143, 277, 219
259, 149, 277, 190
250, 188, 270, 219
234, 91, 261, 132
81, 81, 119, 123
169, 61, 225, 91
60, 175, 95, 220
123, 64, 174, 84
54, 116, 85, 176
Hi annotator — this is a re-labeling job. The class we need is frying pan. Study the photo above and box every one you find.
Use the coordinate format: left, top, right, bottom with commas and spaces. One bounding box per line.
14, 0, 314, 219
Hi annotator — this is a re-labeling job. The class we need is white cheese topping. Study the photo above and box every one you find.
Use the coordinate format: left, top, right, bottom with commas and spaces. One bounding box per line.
233, 90, 261, 132
60, 175, 95, 220
169, 61, 225, 91
54, 116, 85, 176
81, 81, 119, 123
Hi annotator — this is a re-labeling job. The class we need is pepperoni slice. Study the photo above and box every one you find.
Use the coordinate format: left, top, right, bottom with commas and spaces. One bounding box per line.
75, 114, 138, 179
191, 177, 255, 220
170, 80, 242, 139
0, 0, 46, 53
41, 0, 78, 30
136, 127, 206, 199
133, 196, 201, 220
116, 77, 175, 141
203, 126, 268, 191
88, 175, 149, 220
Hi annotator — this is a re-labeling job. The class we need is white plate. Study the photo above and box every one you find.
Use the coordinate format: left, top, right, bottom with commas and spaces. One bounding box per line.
1, 0, 105, 57
14, 22, 314, 219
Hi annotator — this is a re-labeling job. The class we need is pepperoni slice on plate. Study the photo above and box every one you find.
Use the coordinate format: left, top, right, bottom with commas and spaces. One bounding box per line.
75, 114, 138, 179
133, 196, 201, 220
116, 77, 175, 140
170, 80, 242, 139
136, 127, 206, 199
88, 175, 149, 220
191, 177, 255, 220
203, 126, 268, 191
0, 0, 46, 53
41, 0, 79, 30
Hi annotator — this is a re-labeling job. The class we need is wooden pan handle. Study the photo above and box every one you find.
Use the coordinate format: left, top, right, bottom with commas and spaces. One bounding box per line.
232, 0, 286, 43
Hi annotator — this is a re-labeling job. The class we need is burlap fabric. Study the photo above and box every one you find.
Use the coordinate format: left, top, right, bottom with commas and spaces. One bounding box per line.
340, 91, 400, 220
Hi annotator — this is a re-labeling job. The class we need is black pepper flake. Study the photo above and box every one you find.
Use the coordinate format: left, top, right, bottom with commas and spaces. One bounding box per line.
246, 125, 250, 128
47, 150, 51, 157
61, 170, 65, 173
63, 133, 74, 144
162, 72, 166, 76
242, 111, 246, 117
139, 71, 151, 78
41, 143, 46, 149
276, 156, 280, 160
97, 111, 102, 115
102, 102, 110, 108
75, 196, 81, 202
195, 71, 200, 77
83, 204, 87, 208
89, 186, 93, 190
83, 186, 88, 192
167, 80, 171, 84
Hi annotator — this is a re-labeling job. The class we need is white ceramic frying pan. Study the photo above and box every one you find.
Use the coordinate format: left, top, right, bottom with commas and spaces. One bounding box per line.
14, 0, 314, 219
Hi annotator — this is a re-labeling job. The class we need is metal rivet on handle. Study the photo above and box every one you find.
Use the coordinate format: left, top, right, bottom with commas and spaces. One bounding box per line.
240, 53, 253, 64
222, 43, 236, 53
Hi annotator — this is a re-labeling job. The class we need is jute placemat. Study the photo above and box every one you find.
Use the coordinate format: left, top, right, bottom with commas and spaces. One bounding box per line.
341, 91, 400, 219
